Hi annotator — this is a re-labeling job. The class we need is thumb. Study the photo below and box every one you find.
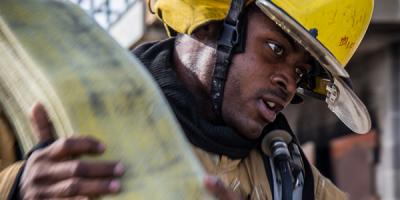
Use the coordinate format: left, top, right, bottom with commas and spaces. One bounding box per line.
30, 102, 55, 142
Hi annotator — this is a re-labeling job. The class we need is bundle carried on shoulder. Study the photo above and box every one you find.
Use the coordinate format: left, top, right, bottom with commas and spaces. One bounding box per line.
0, 0, 212, 199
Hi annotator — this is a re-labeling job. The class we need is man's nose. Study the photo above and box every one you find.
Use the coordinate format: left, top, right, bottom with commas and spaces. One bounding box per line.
270, 65, 297, 96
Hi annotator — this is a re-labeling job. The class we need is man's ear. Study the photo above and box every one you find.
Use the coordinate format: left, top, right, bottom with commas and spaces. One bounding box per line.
192, 22, 221, 42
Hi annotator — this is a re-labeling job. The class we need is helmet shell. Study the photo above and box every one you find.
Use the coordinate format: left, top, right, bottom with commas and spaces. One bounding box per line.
153, 0, 253, 35
154, 0, 373, 70
270, 0, 373, 67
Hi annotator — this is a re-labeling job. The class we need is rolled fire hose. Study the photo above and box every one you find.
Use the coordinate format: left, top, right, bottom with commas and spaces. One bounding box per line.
0, 0, 213, 199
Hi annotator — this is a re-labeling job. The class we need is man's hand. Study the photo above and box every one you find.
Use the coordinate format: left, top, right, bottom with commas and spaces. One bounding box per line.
19, 103, 125, 199
204, 175, 243, 200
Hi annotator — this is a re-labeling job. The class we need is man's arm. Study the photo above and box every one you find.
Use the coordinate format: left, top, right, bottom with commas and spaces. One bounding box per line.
0, 108, 24, 199
0, 161, 24, 199
1, 103, 244, 199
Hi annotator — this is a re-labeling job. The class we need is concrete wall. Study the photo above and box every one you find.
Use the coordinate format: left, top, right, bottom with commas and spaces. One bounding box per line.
373, 0, 400, 23
353, 30, 399, 200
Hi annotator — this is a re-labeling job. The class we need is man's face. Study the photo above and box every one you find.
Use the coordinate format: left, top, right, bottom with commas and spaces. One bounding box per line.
221, 9, 311, 139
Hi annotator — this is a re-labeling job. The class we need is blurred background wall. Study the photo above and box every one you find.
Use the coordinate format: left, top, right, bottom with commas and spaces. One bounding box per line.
71, 0, 400, 199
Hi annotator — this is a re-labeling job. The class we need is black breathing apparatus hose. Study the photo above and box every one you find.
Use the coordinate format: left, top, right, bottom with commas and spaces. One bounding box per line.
262, 129, 294, 200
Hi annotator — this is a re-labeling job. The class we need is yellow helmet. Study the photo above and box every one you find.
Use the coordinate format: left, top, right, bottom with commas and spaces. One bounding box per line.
153, 0, 372, 133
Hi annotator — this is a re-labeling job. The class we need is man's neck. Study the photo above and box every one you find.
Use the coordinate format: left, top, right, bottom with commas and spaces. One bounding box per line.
172, 35, 218, 122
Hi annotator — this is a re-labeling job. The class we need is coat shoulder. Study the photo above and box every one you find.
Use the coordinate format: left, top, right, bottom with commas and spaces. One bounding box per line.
0, 161, 24, 200
310, 165, 348, 200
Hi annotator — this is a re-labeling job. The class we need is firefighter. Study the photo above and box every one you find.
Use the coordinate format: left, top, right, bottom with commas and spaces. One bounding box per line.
1, 0, 372, 199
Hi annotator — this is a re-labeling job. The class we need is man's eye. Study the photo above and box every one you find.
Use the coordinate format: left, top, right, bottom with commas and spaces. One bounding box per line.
267, 42, 284, 56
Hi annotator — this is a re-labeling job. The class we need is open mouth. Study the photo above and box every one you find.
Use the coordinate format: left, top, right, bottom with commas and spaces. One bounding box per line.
264, 99, 284, 113
258, 99, 284, 123
265, 101, 277, 110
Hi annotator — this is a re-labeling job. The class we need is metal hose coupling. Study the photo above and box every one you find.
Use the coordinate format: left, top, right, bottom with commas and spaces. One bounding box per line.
261, 129, 293, 160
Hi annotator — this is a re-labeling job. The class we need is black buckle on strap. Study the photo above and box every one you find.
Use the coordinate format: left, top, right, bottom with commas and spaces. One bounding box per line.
218, 21, 240, 50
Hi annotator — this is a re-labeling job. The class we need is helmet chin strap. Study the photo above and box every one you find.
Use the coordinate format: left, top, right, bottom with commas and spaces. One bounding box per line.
211, 0, 245, 122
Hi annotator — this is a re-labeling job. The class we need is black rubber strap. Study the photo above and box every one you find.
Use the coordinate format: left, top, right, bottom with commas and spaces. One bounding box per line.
261, 151, 275, 199
211, 0, 245, 120
225, 0, 244, 25
278, 160, 293, 200
24, 139, 55, 159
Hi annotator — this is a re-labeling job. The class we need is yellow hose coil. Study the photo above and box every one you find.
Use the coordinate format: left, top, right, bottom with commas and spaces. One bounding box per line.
0, 0, 213, 199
